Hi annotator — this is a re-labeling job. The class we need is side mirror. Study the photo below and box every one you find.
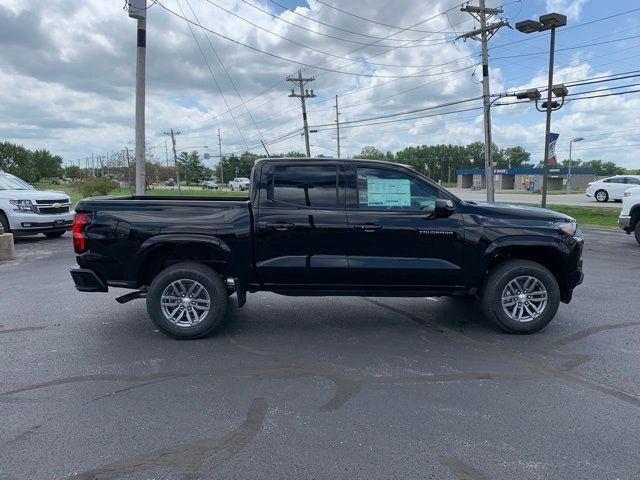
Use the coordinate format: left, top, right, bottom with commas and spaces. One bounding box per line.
434, 198, 455, 218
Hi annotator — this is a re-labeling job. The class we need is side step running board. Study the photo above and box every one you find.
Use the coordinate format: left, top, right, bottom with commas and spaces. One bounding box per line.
116, 290, 147, 304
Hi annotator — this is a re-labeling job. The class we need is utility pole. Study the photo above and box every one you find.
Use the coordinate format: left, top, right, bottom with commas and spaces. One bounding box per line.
124, 147, 132, 188
217, 128, 224, 184
335, 95, 341, 159
128, 0, 147, 195
287, 71, 316, 157
164, 129, 181, 192
459, 0, 508, 202
165, 141, 170, 167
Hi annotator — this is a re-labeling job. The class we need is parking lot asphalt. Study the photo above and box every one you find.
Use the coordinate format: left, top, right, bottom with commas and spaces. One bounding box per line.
1, 229, 639, 479
450, 188, 618, 208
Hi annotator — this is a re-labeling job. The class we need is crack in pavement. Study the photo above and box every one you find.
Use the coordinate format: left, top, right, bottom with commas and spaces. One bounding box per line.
68, 397, 268, 480
0, 326, 46, 335
362, 298, 640, 409
440, 455, 489, 480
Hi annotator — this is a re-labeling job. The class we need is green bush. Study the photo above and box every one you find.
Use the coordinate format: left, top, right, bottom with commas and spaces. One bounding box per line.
75, 177, 119, 198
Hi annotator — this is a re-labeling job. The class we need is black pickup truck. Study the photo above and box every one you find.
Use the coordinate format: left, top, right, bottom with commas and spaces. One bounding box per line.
70, 158, 584, 339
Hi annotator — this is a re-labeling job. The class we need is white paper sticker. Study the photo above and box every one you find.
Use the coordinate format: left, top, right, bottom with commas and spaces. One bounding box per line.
367, 178, 411, 207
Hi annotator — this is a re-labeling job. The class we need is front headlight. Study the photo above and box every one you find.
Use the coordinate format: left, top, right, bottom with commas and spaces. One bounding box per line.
624, 191, 632, 197
9, 199, 35, 213
556, 220, 577, 236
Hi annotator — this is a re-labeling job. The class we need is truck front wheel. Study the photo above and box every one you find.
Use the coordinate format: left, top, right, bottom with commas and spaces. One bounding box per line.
481, 260, 560, 334
146, 262, 228, 339
635, 221, 640, 246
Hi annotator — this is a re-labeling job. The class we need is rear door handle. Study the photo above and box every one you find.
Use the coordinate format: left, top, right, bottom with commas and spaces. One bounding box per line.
354, 224, 382, 232
265, 222, 294, 231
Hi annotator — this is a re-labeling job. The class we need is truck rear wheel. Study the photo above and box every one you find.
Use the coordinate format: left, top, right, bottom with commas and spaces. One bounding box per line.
146, 262, 228, 339
635, 221, 640, 246
481, 260, 560, 334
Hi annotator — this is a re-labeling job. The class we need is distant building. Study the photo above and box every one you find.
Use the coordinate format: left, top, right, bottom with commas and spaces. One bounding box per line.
456, 167, 597, 191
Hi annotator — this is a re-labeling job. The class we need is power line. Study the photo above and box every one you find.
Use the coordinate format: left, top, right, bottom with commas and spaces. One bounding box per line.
184, 0, 264, 142
200, 0, 454, 70
240, 0, 456, 46
156, 2, 468, 79
266, 0, 462, 38
174, 0, 249, 147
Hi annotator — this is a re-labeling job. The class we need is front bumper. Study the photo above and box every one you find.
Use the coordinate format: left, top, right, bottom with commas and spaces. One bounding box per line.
9, 211, 74, 235
619, 215, 632, 232
70, 267, 108, 292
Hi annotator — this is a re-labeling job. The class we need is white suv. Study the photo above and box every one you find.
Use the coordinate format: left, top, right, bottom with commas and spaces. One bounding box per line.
619, 186, 640, 245
0, 172, 74, 238
228, 177, 250, 191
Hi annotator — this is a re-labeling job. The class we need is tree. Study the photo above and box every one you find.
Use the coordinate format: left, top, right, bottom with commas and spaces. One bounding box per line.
64, 165, 81, 179
353, 146, 386, 160
177, 151, 209, 185
0, 142, 37, 182
31, 149, 63, 179
499, 146, 533, 169
581, 160, 625, 177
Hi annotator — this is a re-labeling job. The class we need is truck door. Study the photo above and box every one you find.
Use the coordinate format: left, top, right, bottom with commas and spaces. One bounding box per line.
254, 162, 351, 288
344, 164, 465, 290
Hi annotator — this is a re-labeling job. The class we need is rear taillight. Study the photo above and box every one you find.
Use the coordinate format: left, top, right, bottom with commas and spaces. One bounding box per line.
72, 213, 90, 254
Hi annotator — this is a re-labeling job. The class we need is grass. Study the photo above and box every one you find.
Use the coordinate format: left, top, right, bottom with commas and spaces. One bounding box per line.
517, 203, 620, 229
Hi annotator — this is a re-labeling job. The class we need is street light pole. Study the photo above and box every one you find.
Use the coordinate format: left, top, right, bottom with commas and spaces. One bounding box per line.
516, 13, 567, 208
568, 137, 584, 194
128, 0, 147, 195
540, 26, 557, 209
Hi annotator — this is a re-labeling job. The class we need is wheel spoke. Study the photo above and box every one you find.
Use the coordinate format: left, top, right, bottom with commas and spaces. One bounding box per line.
161, 278, 211, 327
501, 275, 547, 323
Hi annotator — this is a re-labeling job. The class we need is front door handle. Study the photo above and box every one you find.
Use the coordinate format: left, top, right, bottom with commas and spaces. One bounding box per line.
354, 223, 382, 232
265, 222, 294, 231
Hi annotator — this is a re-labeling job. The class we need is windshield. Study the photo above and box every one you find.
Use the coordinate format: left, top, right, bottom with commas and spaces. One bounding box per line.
0, 173, 34, 191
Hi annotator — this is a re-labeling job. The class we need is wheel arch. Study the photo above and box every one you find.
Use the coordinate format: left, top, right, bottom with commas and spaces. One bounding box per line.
480, 238, 569, 296
136, 234, 233, 288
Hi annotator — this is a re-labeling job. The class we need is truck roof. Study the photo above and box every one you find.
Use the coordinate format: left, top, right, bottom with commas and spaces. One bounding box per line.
254, 157, 408, 168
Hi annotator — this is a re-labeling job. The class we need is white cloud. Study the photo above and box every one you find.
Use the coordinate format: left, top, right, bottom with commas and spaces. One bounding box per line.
545, 0, 588, 22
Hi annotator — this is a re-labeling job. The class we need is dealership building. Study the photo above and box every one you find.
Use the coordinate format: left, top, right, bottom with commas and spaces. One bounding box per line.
455, 167, 597, 192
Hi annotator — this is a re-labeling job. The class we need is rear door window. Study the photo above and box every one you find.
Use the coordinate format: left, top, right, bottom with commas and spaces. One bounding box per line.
272, 165, 338, 208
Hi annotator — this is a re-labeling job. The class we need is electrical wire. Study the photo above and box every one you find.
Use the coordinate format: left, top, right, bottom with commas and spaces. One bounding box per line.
200, 0, 454, 69
240, 0, 456, 46
175, 0, 249, 147
184, 0, 265, 143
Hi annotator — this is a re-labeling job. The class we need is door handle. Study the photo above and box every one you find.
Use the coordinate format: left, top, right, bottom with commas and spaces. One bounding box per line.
265, 222, 294, 231
354, 223, 382, 232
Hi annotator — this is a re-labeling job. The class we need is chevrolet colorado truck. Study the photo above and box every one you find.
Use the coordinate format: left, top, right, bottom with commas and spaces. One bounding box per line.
70, 158, 584, 339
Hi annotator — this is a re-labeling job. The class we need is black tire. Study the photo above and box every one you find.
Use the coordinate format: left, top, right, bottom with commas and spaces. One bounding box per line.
481, 259, 560, 334
635, 222, 640, 246
146, 262, 228, 339
595, 189, 609, 202
44, 230, 65, 238
0, 211, 10, 234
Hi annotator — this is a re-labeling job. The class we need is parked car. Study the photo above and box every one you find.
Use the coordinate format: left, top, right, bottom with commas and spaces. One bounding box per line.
619, 186, 640, 245
164, 180, 175, 187
201, 180, 218, 190
0, 171, 73, 237
586, 175, 640, 202
70, 158, 584, 339
228, 177, 250, 191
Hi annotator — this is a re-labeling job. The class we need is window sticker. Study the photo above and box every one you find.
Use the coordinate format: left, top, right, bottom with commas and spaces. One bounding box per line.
367, 178, 411, 207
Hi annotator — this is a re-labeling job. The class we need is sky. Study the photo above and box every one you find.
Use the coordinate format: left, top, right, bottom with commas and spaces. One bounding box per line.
0, 0, 639, 169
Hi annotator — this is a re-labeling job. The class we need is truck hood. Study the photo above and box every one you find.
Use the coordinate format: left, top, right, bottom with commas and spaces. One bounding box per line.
465, 201, 574, 222
0, 189, 70, 201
